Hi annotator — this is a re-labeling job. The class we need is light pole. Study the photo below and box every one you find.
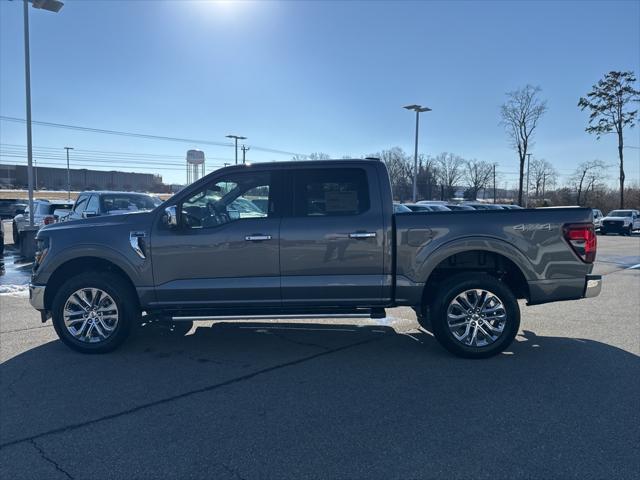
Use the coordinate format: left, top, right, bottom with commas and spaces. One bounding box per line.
18, 0, 64, 226
403, 104, 431, 202
525, 153, 532, 208
226, 135, 247, 165
64, 146, 73, 199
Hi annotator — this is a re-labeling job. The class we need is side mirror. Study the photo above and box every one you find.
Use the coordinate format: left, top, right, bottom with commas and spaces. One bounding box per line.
163, 205, 178, 228
83, 211, 97, 218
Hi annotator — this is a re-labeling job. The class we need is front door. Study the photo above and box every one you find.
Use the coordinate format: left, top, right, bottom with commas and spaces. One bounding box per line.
279, 166, 386, 307
150, 170, 282, 309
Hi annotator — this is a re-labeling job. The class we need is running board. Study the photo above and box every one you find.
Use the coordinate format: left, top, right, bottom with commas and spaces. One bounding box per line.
171, 310, 386, 322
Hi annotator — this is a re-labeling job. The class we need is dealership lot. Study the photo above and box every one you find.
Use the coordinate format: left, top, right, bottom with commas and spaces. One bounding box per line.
0, 232, 638, 479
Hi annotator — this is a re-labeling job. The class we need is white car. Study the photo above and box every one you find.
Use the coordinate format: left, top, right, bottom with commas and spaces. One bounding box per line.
12, 199, 75, 245
600, 209, 640, 236
592, 209, 604, 231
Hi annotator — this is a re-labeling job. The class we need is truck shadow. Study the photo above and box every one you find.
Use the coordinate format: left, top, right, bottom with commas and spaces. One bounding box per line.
1, 322, 639, 477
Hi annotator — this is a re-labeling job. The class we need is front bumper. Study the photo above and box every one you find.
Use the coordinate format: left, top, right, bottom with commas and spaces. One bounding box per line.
29, 283, 46, 310
584, 274, 602, 298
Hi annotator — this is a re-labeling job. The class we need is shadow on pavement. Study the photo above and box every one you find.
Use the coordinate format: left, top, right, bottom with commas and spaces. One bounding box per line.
1, 322, 639, 478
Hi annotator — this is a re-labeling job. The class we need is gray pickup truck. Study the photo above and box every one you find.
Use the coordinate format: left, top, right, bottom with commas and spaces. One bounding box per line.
29, 159, 601, 358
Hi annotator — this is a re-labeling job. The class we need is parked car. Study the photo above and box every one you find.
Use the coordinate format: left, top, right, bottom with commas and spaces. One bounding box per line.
12, 199, 75, 245
0, 199, 27, 220
498, 204, 524, 210
30, 159, 601, 358
405, 203, 451, 212
393, 203, 411, 213
463, 202, 506, 210
600, 209, 640, 236
0, 221, 4, 256
445, 203, 476, 211
63, 191, 160, 222
592, 209, 604, 231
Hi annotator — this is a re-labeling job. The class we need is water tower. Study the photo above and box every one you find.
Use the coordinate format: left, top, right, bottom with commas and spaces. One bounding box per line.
186, 149, 205, 184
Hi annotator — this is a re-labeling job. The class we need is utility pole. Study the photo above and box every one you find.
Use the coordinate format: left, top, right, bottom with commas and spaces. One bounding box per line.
542, 172, 547, 198
493, 164, 497, 204
241, 145, 250, 164
403, 104, 432, 202
64, 146, 73, 199
525, 153, 532, 208
226, 135, 247, 165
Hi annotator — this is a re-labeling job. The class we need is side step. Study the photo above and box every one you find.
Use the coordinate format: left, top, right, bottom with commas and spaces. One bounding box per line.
171, 309, 387, 322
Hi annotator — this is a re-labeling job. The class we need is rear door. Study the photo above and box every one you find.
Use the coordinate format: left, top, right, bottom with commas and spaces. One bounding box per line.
279, 165, 386, 307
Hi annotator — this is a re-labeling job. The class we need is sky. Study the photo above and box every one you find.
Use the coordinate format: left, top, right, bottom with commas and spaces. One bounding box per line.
1, 0, 639, 186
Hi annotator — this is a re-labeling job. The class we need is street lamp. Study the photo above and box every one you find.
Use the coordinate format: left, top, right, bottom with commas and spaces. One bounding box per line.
16, 0, 64, 226
403, 104, 432, 202
226, 135, 247, 165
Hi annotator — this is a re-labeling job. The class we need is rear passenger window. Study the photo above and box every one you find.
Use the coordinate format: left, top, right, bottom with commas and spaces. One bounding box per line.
293, 168, 370, 217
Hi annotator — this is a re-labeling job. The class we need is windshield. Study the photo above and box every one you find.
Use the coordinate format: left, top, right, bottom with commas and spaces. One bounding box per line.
607, 210, 633, 217
101, 194, 157, 213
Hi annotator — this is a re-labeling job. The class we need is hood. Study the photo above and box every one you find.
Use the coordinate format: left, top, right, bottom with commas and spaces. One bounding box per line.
39, 210, 154, 235
602, 216, 631, 222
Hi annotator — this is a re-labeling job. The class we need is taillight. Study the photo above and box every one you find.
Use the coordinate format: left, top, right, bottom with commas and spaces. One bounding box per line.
563, 223, 597, 263
43, 216, 55, 225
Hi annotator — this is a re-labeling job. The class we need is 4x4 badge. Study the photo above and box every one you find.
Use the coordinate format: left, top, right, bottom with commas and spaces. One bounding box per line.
514, 223, 552, 231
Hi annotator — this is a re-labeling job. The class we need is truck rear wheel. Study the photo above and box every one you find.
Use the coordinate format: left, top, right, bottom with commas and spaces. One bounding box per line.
428, 273, 520, 358
51, 272, 138, 353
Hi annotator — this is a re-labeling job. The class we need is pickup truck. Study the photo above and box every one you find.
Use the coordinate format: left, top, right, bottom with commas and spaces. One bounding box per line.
29, 159, 601, 358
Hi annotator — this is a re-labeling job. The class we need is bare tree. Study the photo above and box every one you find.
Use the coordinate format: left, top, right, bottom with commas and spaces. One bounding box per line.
463, 159, 493, 200
416, 154, 439, 200
436, 152, 464, 200
374, 147, 412, 200
528, 157, 557, 198
578, 71, 640, 208
500, 85, 548, 206
570, 160, 608, 206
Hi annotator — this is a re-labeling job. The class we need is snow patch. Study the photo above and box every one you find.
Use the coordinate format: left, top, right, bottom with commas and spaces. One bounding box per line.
0, 284, 29, 297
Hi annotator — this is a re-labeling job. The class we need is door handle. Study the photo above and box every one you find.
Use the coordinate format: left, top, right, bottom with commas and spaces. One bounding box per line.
349, 232, 376, 239
245, 235, 272, 241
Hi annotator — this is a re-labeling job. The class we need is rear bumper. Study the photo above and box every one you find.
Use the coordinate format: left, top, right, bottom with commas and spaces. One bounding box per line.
527, 274, 602, 305
583, 274, 602, 298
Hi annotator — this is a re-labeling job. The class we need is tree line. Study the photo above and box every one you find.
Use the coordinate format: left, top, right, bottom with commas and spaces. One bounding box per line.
293, 70, 639, 210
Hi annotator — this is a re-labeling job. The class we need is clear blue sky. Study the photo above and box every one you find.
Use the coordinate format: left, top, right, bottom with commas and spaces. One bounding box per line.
1, 0, 639, 186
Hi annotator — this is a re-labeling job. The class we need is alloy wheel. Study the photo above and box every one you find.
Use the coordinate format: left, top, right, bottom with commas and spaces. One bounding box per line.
63, 288, 119, 343
446, 289, 507, 347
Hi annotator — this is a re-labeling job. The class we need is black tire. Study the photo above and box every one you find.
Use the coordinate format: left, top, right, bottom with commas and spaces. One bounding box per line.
51, 271, 139, 353
12, 222, 20, 246
428, 273, 520, 359
627, 225, 633, 236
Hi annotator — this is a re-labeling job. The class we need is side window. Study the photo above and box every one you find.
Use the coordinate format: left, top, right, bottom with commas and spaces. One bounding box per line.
181, 171, 271, 229
293, 168, 370, 217
86, 195, 100, 213
73, 195, 89, 214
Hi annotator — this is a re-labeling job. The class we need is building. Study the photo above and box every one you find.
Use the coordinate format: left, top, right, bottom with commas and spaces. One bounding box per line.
0, 164, 165, 192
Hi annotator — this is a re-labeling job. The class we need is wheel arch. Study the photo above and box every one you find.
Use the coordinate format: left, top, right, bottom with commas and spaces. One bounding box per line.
44, 256, 138, 310
420, 247, 531, 309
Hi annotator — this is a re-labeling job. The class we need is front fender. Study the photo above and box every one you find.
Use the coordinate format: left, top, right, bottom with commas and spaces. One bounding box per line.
35, 243, 151, 287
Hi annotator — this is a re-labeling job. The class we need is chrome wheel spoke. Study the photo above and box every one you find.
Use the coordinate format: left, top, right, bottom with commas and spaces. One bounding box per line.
446, 289, 507, 349
63, 288, 119, 344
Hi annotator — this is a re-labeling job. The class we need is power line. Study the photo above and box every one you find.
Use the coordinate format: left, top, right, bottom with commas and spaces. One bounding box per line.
0, 116, 307, 157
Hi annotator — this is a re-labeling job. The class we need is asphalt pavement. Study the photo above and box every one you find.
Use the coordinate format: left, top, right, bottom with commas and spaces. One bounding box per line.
0, 229, 638, 479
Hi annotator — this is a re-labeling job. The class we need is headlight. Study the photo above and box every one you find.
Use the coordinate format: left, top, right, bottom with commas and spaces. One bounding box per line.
34, 237, 50, 267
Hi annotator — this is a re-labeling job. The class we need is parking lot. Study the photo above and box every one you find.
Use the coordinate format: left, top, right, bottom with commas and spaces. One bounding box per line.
0, 224, 639, 479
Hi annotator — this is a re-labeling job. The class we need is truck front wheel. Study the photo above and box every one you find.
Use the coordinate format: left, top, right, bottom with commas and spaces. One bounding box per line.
51, 272, 139, 353
427, 273, 520, 358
